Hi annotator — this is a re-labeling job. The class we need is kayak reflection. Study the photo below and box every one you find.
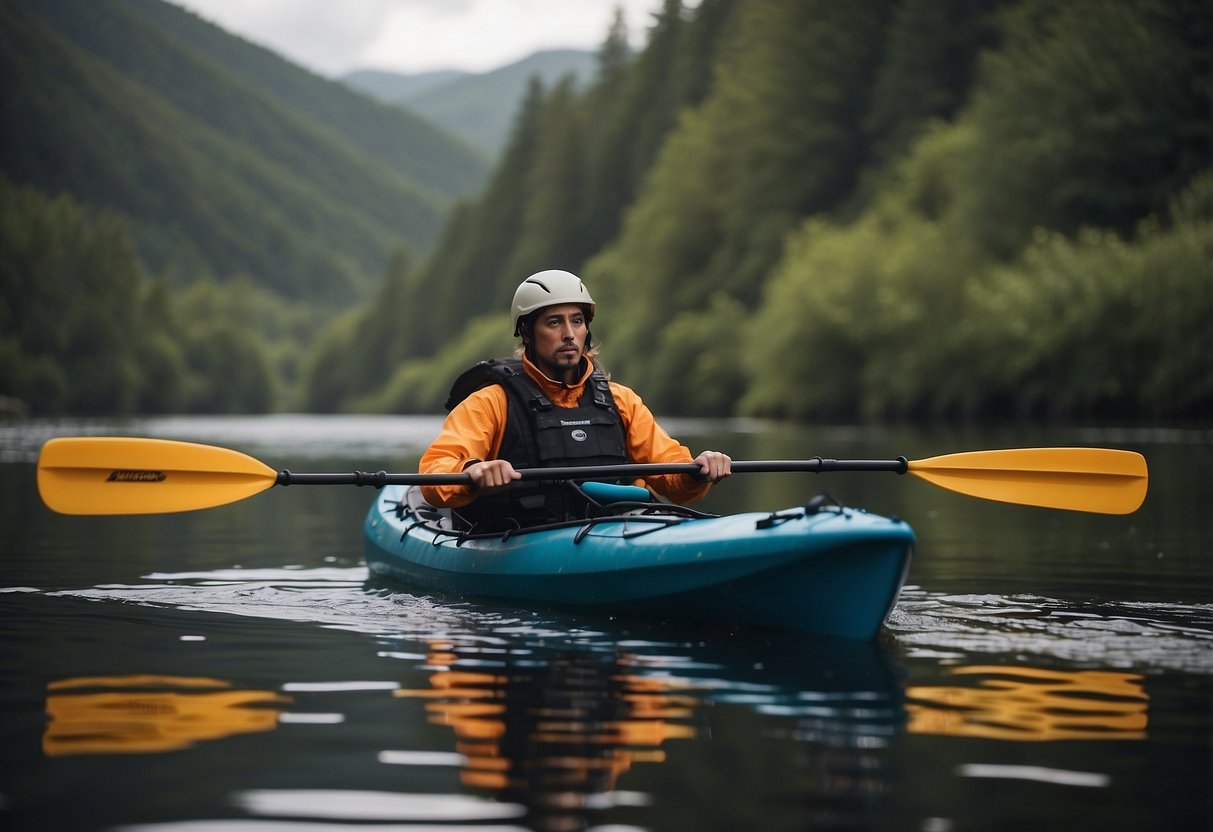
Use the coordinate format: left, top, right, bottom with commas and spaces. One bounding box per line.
390, 628, 906, 831
905, 664, 1148, 741
43, 674, 291, 756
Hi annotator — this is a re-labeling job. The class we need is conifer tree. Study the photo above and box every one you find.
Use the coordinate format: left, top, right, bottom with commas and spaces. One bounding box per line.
404, 78, 551, 355
863, 0, 1006, 166
506, 78, 588, 276
589, 0, 890, 412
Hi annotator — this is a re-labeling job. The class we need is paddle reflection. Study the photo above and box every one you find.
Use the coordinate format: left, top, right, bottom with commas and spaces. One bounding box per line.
905, 664, 1148, 741
392, 631, 905, 831
43, 674, 290, 756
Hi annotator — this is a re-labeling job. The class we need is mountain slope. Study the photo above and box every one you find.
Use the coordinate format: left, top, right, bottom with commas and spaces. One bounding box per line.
2, 0, 485, 301
346, 50, 599, 157
116, 0, 488, 197
343, 68, 468, 103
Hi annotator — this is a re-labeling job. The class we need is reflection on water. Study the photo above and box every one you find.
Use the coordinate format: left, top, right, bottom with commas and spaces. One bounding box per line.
44, 674, 290, 756
229, 789, 528, 823
906, 665, 1148, 742
396, 641, 697, 798
7, 559, 1208, 830
385, 632, 904, 832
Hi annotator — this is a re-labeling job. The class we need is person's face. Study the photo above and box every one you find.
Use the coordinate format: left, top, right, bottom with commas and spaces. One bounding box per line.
529, 304, 588, 381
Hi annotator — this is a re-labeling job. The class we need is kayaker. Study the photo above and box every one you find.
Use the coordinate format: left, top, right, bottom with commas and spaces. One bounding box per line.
419, 269, 731, 530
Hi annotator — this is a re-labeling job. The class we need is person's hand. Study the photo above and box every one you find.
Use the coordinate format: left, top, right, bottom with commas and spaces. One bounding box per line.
464, 459, 521, 493
693, 450, 732, 484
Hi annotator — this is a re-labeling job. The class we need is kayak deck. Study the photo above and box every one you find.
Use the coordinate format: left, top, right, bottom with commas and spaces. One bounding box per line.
363, 486, 914, 640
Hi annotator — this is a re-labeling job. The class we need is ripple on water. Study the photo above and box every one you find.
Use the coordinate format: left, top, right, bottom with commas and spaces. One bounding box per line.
887, 587, 1213, 675
26, 567, 1213, 677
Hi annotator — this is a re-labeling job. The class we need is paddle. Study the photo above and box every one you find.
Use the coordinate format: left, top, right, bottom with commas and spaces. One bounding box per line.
35, 436, 1147, 517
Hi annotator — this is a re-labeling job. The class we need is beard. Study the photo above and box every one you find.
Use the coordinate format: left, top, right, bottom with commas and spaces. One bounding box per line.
534, 345, 583, 382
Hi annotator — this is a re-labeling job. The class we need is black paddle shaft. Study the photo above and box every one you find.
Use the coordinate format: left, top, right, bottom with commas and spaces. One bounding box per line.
273, 457, 909, 488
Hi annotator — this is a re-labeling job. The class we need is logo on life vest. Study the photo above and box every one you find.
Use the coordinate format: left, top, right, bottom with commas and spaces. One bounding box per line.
570, 429, 588, 442
107, 470, 167, 482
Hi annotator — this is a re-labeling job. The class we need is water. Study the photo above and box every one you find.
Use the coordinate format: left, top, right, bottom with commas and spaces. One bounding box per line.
2, 415, 1210, 831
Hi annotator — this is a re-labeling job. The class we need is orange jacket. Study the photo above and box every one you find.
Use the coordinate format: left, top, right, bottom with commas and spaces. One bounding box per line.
420, 354, 711, 508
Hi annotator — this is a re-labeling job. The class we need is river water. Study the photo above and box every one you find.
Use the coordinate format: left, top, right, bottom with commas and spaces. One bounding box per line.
1, 415, 1210, 831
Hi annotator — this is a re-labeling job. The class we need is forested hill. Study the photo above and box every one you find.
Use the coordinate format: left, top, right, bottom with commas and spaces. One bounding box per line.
346, 50, 600, 157
116, 0, 488, 197
3, 0, 1209, 421
305, 0, 1211, 422
1, 0, 489, 302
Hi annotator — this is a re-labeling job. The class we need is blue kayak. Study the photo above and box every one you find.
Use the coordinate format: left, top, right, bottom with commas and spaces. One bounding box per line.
363, 484, 914, 640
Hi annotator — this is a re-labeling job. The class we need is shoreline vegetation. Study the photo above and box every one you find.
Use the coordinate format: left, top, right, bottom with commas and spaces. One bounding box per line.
3, 0, 1210, 423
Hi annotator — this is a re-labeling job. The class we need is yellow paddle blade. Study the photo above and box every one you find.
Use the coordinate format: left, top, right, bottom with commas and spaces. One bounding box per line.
907, 447, 1148, 515
37, 437, 277, 515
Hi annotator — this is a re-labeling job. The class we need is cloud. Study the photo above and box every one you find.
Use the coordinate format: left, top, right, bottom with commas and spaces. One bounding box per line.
173, 0, 669, 76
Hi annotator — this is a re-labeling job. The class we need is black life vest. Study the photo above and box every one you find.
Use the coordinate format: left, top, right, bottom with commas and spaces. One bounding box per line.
444, 357, 629, 531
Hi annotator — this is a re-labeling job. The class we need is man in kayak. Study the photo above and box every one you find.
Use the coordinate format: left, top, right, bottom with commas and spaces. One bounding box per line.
419, 269, 731, 530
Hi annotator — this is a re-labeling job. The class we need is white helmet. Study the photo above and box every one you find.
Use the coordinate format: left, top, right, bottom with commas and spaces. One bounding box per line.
511, 270, 595, 336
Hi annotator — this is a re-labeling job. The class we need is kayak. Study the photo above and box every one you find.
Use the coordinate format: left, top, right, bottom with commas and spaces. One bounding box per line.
362, 483, 913, 640
33, 437, 1141, 637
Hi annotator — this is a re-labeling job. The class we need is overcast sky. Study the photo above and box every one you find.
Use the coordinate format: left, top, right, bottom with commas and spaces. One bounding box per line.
171, 0, 674, 77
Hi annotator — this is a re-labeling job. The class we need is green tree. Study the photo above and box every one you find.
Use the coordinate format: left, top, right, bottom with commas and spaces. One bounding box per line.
356, 313, 517, 414
301, 249, 415, 411
505, 78, 588, 276
863, 0, 1007, 167
580, 0, 738, 257
174, 277, 276, 413
404, 78, 551, 357
589, 0, 890, 413
0, 178, 189, 415
952, 0, 1213, 257
964, 173, 1213, 419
